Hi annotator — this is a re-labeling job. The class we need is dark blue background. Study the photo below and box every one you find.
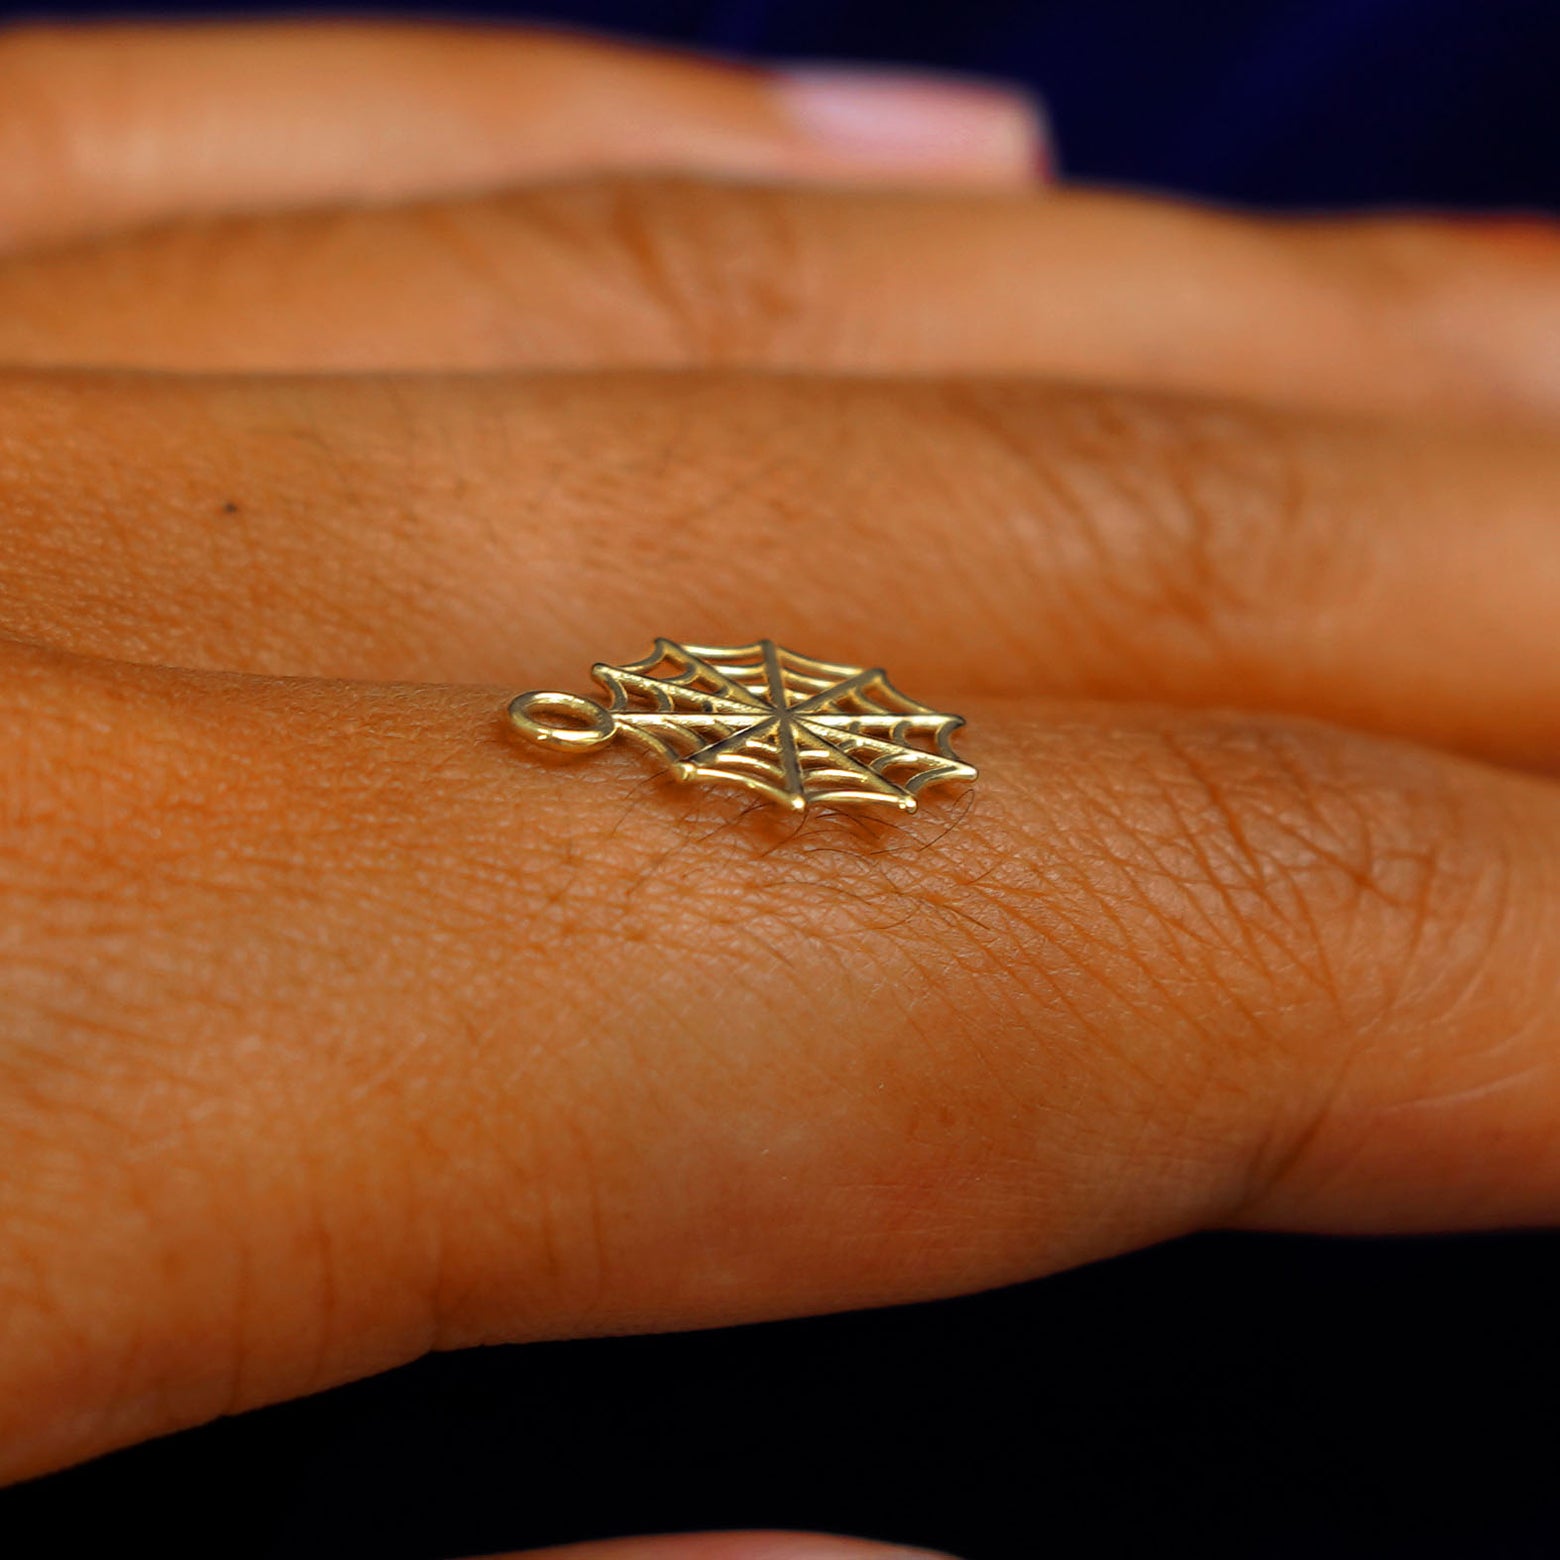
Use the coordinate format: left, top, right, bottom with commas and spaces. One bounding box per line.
2, 6, 1559, 1557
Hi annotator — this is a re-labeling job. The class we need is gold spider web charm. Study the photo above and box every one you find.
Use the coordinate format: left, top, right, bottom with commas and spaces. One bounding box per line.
507, 639, 977, 814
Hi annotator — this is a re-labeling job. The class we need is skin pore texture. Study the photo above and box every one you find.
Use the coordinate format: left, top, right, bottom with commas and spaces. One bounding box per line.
2, 25, 1560, 1560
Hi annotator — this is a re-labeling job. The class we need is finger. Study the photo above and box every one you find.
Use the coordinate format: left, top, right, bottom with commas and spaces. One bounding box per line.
0, 23, 1045, 252
6, 641, 1560, 1480
2, 371, 1559, 771
1, 184, 1557, 422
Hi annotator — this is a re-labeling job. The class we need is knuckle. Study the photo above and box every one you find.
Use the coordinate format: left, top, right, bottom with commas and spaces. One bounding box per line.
1007, 716, 1504, 1198
1099, 398, 1350, 653
1286, 219, 1516, 410
951, 714, 1492, 1064
1137, 719, 1483, 1013
518, 175, 817, 362
942, 385, 1356, 688
1133, 714, 1526, 1216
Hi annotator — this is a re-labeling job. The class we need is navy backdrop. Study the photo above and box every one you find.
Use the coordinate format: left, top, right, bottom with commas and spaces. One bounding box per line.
2, 6, 1560, 1559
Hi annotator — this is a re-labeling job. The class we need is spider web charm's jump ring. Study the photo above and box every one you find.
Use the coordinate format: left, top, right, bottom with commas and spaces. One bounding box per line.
507, 690, 617, 751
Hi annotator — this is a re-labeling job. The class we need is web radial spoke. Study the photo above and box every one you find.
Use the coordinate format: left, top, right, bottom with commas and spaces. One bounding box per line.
759, 640, 808, 805
792, 724, 913, 804
682, 713, 783, 768
788, 668, 886, 717
800, 718, 975, 785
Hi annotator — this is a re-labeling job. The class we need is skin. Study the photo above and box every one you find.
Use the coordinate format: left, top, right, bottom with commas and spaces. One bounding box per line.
2, 20, 1560, 1559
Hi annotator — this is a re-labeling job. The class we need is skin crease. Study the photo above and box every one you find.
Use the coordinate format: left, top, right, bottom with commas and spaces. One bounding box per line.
2, 21, 1560, 1555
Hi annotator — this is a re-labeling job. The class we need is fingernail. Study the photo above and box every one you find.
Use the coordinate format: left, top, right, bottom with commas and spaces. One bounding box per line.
773, 65, 1051, 181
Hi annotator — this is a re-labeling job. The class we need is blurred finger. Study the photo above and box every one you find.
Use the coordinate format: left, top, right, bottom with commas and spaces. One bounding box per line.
2, 371, 1560, 769
1, 185, 1557, 421
0, 23, 1045, 253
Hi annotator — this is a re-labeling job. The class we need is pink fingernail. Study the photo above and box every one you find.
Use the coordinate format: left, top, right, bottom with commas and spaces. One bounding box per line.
773, 65, 1051, 181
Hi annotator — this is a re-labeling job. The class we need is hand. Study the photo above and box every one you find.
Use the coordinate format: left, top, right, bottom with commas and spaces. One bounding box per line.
4, 22, 1560, 1559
